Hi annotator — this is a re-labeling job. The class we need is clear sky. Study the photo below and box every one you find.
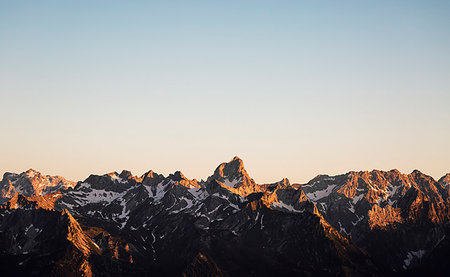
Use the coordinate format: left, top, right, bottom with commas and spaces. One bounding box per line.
1, 1, 449, 184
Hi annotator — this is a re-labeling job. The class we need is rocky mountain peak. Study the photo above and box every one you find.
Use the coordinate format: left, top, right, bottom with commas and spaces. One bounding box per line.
103, 171, 129, 183
142, 170, 165, 187
439, 173, 450, 188
2, 172, 18, 178
261, 178, 291, 192
207, 156, 255, 189
217, 156, 246, 175
119, 170, 133, 179
106, 171, 120, 177
24, 168, 40, 177
278, 178, 290, 186
410, 169, 427, 178
119, 170, 143, 183
204, 157, 263, 197
408, 170, 438, 189
0, 169, 76, 200
231, 155, 242, 162
101, 170, 141, 184
167, 171, 200, 188
389, 168, 402, 175
169, 171, 188, 181
143, 170, 156, 179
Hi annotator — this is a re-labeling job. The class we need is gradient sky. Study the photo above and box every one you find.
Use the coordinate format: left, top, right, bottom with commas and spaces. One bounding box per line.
1, 1, 449, 184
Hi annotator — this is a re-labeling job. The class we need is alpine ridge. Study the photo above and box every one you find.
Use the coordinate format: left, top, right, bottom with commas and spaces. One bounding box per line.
0, 157, 449, 276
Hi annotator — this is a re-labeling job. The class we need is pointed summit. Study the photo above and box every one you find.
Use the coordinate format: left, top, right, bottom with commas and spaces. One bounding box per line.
438, 173, 450, 188
279, 178, 290, 186
230, 156, 244, 167
143, 170, 156, 179
119, 170, 133, 180
166, 171, 200, 188
260, 178, 291, 192
142, 170, 165, 186
207, 156, 256, 190
168, 171, 188, 182
25, 168, 39, 175
231, 155, 243, 162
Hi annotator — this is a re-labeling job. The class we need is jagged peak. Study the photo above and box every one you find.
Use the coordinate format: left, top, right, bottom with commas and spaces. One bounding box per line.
1, 172, 18, 180
105, 171, 128, 182
212, 157, 248, 179
206, 156, 253, 188
19, 169, 72, 181
439, 174, 450, 189
409, 169, 435, 181
162, 171, 200, 189
119, 170, 133, 179
168, 171, 188, 181
388, 169, 401, 174
265, 178, 290, 188
0, 170, 75, 199
101, 170, 141, 183
24, 168, 40, 178
142, 169, 162, 179
439, 173, 450, 183
141, 170, 165, 187
332, 169, 411, 181
411, 169, 423, 175
231, 155, 243, 162
106, 171, 120, 177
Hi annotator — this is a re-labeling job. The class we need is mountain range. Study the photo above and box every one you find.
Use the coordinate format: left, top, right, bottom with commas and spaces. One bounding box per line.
1, 157, 449, 276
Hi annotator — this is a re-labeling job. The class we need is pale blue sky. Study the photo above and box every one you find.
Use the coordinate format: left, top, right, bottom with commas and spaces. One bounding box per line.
1, 1, 449, 183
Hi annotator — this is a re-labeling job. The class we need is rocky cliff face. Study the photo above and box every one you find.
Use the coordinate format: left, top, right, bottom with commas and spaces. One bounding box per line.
206, 156, 262, 196
0, 159, 449, 276
439, 173, 450, 188
0, 208, 95, 276
0, 169, 75, 201
301, 169, 450, 273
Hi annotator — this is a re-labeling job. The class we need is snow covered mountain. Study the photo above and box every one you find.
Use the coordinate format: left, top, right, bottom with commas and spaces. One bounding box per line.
0, 158, 449, 276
